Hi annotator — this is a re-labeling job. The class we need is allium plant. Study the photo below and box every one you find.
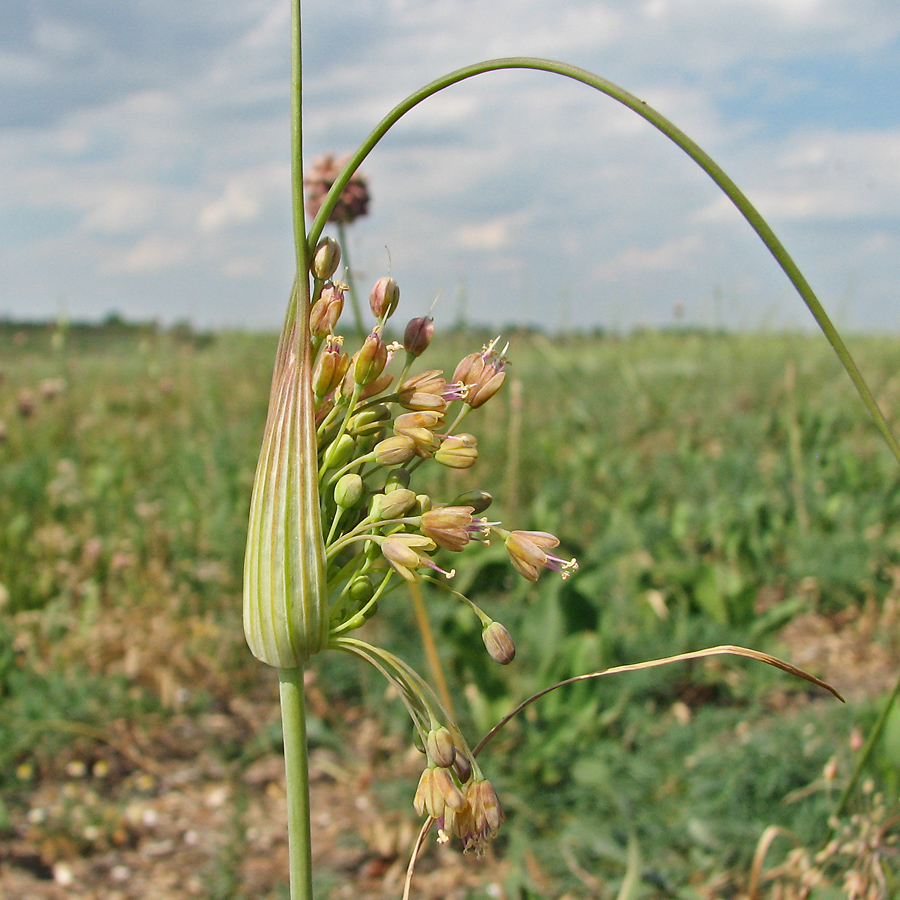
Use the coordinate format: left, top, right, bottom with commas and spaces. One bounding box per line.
242, 2, 900, 898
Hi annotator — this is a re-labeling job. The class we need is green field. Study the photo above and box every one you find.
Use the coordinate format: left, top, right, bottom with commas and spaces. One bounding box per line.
1, 321, 898, 898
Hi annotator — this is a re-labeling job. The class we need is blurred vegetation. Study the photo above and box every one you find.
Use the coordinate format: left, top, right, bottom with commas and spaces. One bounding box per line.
2, 319, 899, 897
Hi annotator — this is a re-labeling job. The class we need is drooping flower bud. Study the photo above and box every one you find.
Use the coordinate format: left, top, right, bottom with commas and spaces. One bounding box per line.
482, 621, 516, 664
369, 276, 400, 320
505, 530, 578, 581
426, 727, 457, 768
311, 237, 341, 281
403, 316, 434, 357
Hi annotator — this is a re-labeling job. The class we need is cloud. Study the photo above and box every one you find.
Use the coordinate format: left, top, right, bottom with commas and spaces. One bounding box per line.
1, 0, 899, 331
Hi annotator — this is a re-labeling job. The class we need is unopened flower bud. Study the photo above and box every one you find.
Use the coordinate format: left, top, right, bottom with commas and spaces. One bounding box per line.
334, 473, 363, 508
435, 434, 478, 469
426, 727, 457, 768
347, 404, 391, 438
311, 237, 341, 280
352, 332, 388, 386
369, 276, 400, 320
374, 434, 417, 467
348, 574, 374, 605
482, 621, 516, 664
321, 432, 355, 471
309, 282, 345, 338
451, 490, 492, 514
452, 752, 472, 785
374, 488, 416, 520
384, 467, 411, 492
403, 316, 434, 357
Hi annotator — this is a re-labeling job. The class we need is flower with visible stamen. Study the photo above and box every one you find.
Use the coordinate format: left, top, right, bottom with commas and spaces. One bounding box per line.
312, 337, 349, 398
398, 370, 449, 412
453, 337, 508, 409
455, 779, 504, 855
421, 506, 488, 552
504, 530, 579, 581
381, 533, 453, 582
309, 282, 346, 338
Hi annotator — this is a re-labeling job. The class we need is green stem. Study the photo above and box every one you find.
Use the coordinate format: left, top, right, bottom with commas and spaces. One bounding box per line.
283, 5, 314, 900
279, 667, 314, 900
307, 57, 900, 470
832, 668, 900, 824
337, 220, 367, 339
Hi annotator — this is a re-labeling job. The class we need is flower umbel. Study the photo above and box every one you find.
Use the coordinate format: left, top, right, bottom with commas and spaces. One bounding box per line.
245, 240, 577, 854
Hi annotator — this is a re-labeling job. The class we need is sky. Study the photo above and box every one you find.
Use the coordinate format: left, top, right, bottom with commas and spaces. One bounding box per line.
1, 0, 899, 333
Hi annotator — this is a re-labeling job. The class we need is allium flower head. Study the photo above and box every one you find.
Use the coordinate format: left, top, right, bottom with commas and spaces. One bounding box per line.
304, 152, 370, 224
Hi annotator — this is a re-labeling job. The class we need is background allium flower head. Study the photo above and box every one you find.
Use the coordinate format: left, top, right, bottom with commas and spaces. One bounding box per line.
304, 152, 370, 224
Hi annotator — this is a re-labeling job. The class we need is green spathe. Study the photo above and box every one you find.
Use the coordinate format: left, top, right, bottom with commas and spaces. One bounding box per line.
243, 292, 329, 668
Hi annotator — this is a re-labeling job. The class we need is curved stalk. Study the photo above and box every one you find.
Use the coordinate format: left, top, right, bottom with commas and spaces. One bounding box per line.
307, 57, 900, 468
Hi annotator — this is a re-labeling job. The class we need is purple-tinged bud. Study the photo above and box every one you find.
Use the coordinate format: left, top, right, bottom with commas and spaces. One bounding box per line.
435, 433, 478, 469
309, 282, 345, 338
311, 237, 341, 281
426, 727, 457, 768
351, 332, 388, 386
403, 316, 434, 357
452, 752, 472, 785
374, 435, 417, 467
369, 277, 400, 320
482, 621, 515, 664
